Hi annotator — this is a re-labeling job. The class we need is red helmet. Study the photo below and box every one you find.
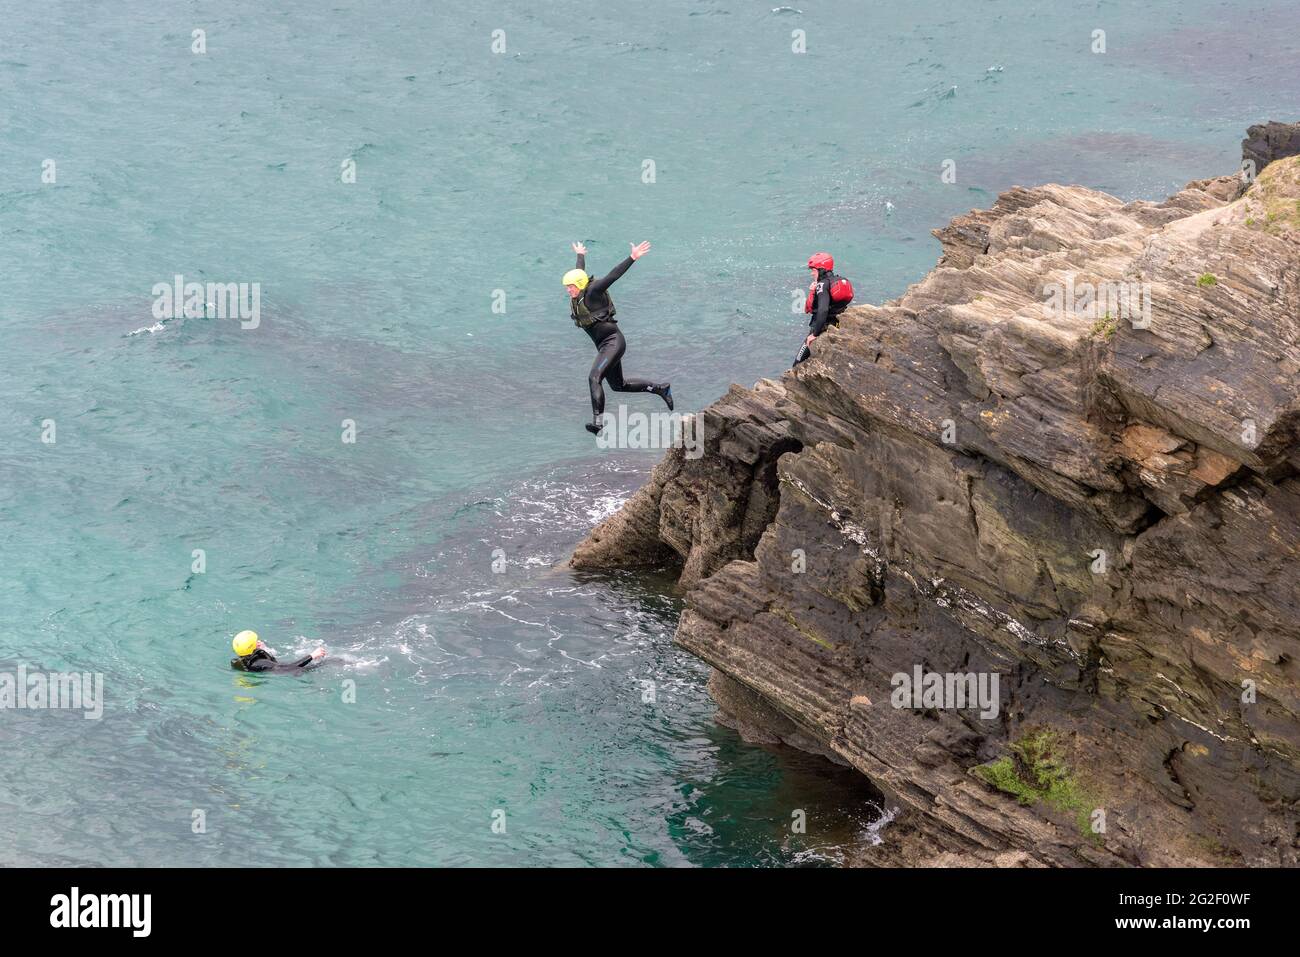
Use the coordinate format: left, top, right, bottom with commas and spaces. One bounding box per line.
807, 252, 834, 272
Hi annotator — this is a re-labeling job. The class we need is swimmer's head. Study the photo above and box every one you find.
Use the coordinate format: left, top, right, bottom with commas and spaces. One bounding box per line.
232, 630, 260, 657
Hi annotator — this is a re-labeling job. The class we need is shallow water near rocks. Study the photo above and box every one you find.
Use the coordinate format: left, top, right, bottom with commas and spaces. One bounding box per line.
1, 0, 1295, 865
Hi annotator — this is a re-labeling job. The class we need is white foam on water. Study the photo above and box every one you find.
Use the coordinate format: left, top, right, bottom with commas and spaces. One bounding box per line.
126, 320, 168, 336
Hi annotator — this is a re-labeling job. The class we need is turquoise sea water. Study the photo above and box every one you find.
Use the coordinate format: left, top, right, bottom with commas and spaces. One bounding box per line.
1, 0, 1296, 865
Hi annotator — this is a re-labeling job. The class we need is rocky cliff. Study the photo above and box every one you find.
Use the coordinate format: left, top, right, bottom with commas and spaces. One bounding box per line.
573, 125, 1300, 867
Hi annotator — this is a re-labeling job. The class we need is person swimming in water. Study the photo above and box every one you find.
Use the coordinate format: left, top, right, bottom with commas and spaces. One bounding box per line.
230, 630, 327, 673
564, 241, 674, 435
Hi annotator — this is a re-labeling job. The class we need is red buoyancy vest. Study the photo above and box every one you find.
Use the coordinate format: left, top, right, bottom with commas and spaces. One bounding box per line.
804, 273, 855, 313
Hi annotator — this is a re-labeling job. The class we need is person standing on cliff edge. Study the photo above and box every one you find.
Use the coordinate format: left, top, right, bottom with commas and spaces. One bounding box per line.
564, 241, 674, 435
794, 252, 854, 366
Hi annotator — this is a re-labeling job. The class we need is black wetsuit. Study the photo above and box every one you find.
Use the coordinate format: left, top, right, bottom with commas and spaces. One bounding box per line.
230, 648, 319, 673
794, 270, 849, 366
572, 252, 668, 420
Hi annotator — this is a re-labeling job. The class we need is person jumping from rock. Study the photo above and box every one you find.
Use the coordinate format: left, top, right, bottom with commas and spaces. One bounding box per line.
563, 241, 673, 435
794, 252, 854, 366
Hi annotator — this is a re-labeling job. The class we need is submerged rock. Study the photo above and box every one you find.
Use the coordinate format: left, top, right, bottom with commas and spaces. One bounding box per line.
572, 129, 1300, 867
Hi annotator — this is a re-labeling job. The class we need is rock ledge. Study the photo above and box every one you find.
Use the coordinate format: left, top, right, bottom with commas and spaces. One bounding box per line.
573, 132, 1300, 867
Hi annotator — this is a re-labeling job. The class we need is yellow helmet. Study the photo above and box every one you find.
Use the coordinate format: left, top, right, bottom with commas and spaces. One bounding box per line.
562, 269, 589, 290
232, 630, 259, 657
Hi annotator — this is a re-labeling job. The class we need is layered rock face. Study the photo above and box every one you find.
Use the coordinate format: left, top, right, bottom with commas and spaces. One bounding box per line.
573, 136, 1300, 866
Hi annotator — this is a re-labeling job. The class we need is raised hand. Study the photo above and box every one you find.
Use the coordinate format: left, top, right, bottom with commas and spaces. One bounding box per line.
630, 241, 651, 260
572, 242, 587, 255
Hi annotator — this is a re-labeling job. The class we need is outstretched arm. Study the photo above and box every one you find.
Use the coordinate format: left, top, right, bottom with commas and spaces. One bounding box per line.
293, 647, 328, 670
278, 648, 326, 672
572, 241, 586, 271
588, 241, 650, 297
